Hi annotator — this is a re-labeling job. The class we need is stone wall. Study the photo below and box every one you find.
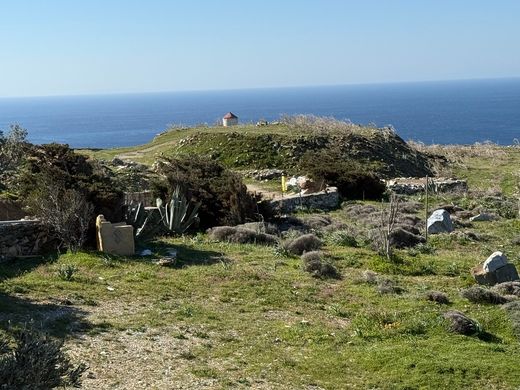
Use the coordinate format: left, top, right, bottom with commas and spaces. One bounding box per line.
268, 187, 339, 214
0, 200, 25, 220
0, 220, 52, 259
385, 177, 468, 195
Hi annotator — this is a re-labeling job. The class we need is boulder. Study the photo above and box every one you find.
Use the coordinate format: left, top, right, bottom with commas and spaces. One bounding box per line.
471, 251, 519, 286
427, 209, 453, 234
483, 251, 508, 272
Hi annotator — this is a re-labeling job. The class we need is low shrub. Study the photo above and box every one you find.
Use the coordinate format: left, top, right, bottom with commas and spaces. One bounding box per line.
443, 310, 482, 336
57, 264, 78, 281
426, 291, 450, 304
208, 226, 278, 246
301, 251, 340, 279
376, 278, 404, 294
461, 286, 510, 304
283, 234, 322, 255
360, 270, 379, 284
0, 328, 87, 388
492, 281, 520, 297
327, 230, 358, 247
299, 149, 386, 199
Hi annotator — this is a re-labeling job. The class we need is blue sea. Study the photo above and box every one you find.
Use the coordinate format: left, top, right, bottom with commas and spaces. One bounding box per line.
0, 78, 519, 148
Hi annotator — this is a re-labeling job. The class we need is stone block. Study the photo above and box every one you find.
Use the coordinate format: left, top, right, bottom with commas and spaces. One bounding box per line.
96, 215, 135, 256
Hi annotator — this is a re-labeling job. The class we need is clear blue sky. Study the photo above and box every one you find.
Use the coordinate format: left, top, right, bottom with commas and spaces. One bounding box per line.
1, 0, 519, 97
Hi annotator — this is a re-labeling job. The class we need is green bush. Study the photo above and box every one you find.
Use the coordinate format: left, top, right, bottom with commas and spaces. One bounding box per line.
0, 328, 87, 388
19, 143, 124, 226
299, 149, 386, 199
152, 155, 259, 229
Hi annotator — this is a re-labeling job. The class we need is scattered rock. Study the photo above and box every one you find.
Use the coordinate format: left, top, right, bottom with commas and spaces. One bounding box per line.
283, 234, 322, 255
140, 249, 153, 256
248, 169, 284, 181
470, 213, 497, 222
155, 257, 176, 267
471, 251, 520, 286
427, 209, 454, 234
483, 251, 508, 273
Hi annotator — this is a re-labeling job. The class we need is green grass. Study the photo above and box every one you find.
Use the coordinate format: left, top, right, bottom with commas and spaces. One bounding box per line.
2, 207, 520, 388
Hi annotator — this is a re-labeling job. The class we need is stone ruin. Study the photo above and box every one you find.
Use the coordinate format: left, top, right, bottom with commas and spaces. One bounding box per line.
385, 177, 468, 195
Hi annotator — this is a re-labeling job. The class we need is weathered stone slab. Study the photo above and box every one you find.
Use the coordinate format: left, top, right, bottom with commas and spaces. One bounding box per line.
96, 215, 135, 256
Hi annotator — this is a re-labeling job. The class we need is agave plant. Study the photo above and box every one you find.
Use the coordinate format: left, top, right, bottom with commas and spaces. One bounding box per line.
157, 186, 200, 234
125, 201, 163, 239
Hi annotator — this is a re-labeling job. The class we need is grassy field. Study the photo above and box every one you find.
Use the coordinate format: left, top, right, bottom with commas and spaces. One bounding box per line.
2, 194, 520, 388
3, 127, 520, 388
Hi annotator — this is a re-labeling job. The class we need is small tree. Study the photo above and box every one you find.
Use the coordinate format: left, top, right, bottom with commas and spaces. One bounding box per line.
0, 124, 29, 190
27, 179, 94, 253
378, 193, 400, 260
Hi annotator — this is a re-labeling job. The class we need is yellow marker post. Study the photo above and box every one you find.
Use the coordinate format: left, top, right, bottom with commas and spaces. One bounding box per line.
281, 175, 287, 194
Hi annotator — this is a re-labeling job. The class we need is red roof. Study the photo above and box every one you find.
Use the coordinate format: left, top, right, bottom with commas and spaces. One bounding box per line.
223, 112, 238, 119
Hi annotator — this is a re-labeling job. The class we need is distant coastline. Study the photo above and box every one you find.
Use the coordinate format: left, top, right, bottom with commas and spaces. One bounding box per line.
0, 78, 519, 148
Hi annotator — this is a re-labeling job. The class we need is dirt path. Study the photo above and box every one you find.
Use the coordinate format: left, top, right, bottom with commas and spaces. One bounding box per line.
116, 140, 178, 161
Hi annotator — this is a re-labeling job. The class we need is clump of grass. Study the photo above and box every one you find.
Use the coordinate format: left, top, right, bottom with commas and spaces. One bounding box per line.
301, 251, 340, 279
283, 234, 322, 255
443, 310, 482, 336
376, 278, 404, 295
326, 230, 358, 247
360, 270, 379, 284
426, 291, 450, 304
461, 286, 510, 304
407, 243, 436, 257
207, 226, 278, 246
57, 264, 78, 281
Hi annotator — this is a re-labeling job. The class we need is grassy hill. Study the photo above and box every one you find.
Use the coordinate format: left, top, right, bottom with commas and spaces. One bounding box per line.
83, 119, 434, 178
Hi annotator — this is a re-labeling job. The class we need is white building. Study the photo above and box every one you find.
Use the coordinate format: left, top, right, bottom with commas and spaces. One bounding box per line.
222, 112, 238, 127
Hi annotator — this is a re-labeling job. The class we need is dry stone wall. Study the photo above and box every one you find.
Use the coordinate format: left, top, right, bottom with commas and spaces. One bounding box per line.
0, 220, 52, 259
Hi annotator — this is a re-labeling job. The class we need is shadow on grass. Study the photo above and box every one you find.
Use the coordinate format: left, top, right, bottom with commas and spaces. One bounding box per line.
104, 241, 226, 268
0, 292, 111, 339
478, 331, 503, 343
0, 255, 54, 282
